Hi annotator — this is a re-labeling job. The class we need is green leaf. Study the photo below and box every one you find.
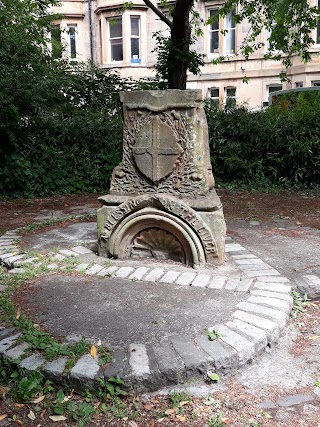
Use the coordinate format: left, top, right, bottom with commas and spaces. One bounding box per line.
208, 372, 220, 382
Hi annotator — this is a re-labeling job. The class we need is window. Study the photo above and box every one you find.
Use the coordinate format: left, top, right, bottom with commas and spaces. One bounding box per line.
108, 17, 123, 61
130, 16, 140, 62
51, 24, 62, 59
268, 84, 282, 95
209, 10, 219, 54
295, 82, 303, 88
265, 21, 276, 51
224, 86, 236, 106
225, 12, 236, 54
67, 24, 77, 59
208, 87, 220, 106
312, 81, 320, 86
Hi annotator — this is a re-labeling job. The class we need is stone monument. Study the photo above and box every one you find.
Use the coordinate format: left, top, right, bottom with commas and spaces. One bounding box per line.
97, 90, 226, 268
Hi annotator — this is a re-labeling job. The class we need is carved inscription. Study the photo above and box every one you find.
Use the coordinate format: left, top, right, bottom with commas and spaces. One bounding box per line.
103, 196, 217, 256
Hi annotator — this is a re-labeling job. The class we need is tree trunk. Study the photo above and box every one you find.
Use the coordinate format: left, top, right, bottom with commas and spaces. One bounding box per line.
167, 0, 194, 89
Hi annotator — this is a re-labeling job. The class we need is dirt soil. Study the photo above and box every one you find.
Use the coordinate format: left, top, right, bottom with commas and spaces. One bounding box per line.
0, 189, 320, 233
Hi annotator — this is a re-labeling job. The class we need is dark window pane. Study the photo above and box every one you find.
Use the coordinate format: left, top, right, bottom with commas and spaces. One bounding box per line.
109, 18, 122, 38
111, 40, 123, 61
210, 32, 219, 52
210, 88, 219, 98
68, 26, 76, 58
131, 38, 139, 58
226, 87, 236, 97
131, 16, 140, 36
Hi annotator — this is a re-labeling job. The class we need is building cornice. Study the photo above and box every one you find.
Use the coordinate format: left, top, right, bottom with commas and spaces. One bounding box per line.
95, 3, 148, 14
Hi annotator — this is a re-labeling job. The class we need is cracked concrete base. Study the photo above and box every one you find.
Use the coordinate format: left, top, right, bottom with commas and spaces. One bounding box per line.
0, 223, 299, 392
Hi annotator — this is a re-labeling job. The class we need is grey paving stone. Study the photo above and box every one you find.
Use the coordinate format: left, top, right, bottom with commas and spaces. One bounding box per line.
258, 276, 290, 283
71, 354, 101, 380
248, 295, 290, 312
47, 263, 59, 270
236, 278, 254, 292
76, 263, 89, 272
232, 254, 258, 259
0, 333, 20, 352
71, 246, 93, 255
258, 400, 278, 409
114, 267, 135, 278
128, 343, 150, 376
43, 357, 67, 377
232, 310, 280, 342
144, 268, 165, 282
225, 244, 246, 252
234, 259, 266, 265
175, 272, 197, 286
159, 270, 181, 284
303, 274, 320, 285
0, 284, 8, 292
225, 275, 241, 290
9, 268, 26, 275
254, 282, 292, 294
191, 274, 211, 288
59, 249, 79, 257
207, 276, 227, 289
225, 236, 233, 243
277, 394, 314, 407
0, 328, 16, 340
54, 253, 66, 261
237, 302, 287, 327
251, 289, 293, 303
104, 348, 128, 380
237, 263, 275, 271
97, 266, 118, 276
153, 342, 186, 384
196, 335, 239, 370
245, 269, 281, 277
15, 257, 39, 265
5, 254, 26, 265
20, 353, 46, 370
129, 267, 150, 281
3, 343, 29, 361
211, 325, 255, 364
0, 253, 15, 260
85, 264, 105, 275
226, 320, 268, 353
170, 335, 210, 378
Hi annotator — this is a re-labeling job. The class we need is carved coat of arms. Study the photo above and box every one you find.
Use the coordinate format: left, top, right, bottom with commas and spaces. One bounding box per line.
132, 115, 183, 183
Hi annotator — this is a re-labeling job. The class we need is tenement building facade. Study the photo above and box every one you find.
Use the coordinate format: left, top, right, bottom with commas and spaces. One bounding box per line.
51, 0, 320, 109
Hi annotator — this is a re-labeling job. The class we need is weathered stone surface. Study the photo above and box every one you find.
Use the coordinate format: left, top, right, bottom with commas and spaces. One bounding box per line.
236, 302, 287, 328
159, 270, 181, 284
43, 357, 68, 377
20, 354, 46, 371
128, 343, 150, 377
0, 333, 20, 352
97, 90, 226, 269
298, 275, 320, 300
196, 335, 239, 370
71, 354, 101, 380
152, 342, 186, 384
170, 335, 210, 378
4, 343, 29, 361
104, 348, 128, 380
277, 394, 314, 407
232, 310, 279, 342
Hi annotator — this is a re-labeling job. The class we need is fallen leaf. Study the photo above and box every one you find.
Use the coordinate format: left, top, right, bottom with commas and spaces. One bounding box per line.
144, 404, 153, 411
90, 345, 97, 358
97, 339, 102, 346
308, 335, 320, 340
165, 408, 176, 415
149, 421, 155, 427
222, 418, 231, 424
128, 421, 139, 427
49, 415, 67, 421
16, 308, 21, 320
15, 404, 25, 408
31, 395, 45, 404
0, 415, 8, 421
16, 420, 23, 426
208, 372, 220, 381
176, 415, 186, 422
150, 398, 159, 403
157, 418, 165, 423
28, 410, 36, 421
178, 400, 189, 407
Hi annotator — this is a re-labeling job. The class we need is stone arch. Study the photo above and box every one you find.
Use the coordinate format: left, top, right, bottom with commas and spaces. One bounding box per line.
107, 208, 207, 268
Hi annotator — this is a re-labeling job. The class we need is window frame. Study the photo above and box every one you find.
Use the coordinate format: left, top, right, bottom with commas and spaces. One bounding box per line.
107, 16, 123, 63
208, 9, 220, 56
67, 24, 78, 60
224, 11, 236, 55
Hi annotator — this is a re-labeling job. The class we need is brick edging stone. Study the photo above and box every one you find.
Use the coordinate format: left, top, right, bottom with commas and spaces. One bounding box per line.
0, 228, 294, 391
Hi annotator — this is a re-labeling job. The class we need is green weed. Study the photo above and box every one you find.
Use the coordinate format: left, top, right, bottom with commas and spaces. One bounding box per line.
291, 290, 310, 319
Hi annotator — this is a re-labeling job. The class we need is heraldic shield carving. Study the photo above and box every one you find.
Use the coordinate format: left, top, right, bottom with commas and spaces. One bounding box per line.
133, 115, 183, 183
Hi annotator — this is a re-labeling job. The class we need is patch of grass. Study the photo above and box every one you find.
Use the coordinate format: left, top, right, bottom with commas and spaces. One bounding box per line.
206, 327, 222, 341
170, 391, 190, 407
291, 290, 310, 319
22, 214, 96, 234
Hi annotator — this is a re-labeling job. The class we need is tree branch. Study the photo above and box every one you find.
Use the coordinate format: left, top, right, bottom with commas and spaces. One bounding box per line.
142, 0, 173, 29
